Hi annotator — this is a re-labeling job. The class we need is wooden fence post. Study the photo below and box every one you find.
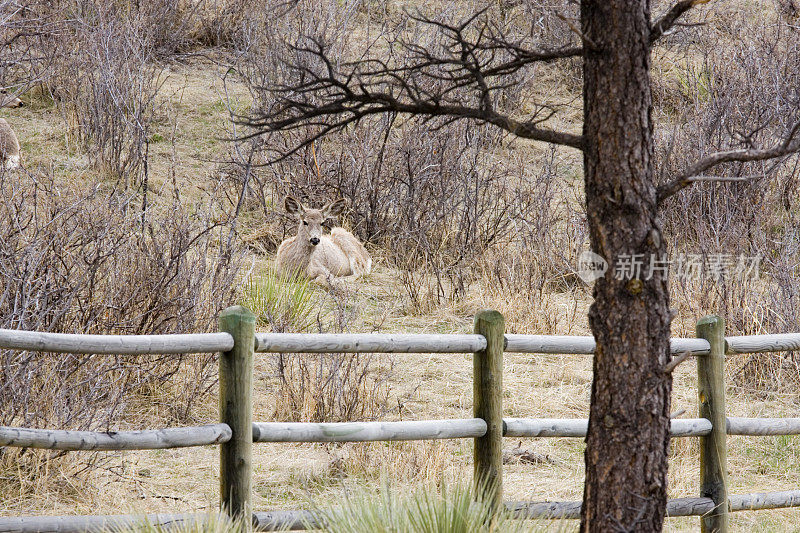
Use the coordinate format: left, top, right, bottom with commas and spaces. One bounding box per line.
219, 305, 255, 523
473, 309, 504, 508
697, 315, 729, 533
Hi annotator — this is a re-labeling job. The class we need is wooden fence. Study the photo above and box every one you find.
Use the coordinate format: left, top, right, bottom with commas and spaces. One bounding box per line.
1, 306, 800, 532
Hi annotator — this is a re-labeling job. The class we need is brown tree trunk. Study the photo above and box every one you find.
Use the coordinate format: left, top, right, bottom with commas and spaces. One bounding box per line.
580, 1, 673, 532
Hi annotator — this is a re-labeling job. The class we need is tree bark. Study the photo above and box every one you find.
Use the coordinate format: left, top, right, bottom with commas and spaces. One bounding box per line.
580, 2, 673, 532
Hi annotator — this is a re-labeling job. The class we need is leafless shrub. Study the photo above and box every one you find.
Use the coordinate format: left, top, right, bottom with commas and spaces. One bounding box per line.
133, 0, 272, 52
46, 6, 163, 187
328, 439, 452, 485
0, 0, 66, 105
190, 0, 268, 48
481, 147, 586, 291
655, 8, 800, 391
0, 169, 243, 431
22, 0, 267, 189
234, 1, 559, 309
273, 349, 392, 422
475, 147, 588, 334
216, 86, 281, 252
270, 287, 393, 423
507, 0, 583, 91
121, 0, 267, 57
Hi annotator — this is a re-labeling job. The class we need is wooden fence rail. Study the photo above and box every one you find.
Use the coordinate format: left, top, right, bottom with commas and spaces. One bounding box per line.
503, 417, 714, 438
726, 417, 800, 435
252, 419, 487, 442
2, 307, 800, 532
508, 489, 800, 519
0, 329, 233, 354
5, 416, 797, 452
0, 514, 206, 533
0, 424, 231, 450
254, 332, 487, 353
248, 490, 800, 530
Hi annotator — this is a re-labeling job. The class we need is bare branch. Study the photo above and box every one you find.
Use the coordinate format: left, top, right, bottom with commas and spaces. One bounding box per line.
241, 92, 585, 160
651, 0, 710, 43
241, 9, 585, 158
663, 351, 691, 374
682, 174, 766, 183
656, 119, 800, 203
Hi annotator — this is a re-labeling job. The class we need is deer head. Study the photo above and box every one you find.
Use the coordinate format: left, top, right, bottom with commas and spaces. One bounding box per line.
285, 196, 347, 247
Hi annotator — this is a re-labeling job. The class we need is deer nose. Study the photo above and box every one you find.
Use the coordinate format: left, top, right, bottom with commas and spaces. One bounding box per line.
310, 237, 320, 246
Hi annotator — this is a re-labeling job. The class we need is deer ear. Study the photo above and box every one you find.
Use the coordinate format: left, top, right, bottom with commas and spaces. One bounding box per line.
285, 196, 304, 216
322, 198, 347, 219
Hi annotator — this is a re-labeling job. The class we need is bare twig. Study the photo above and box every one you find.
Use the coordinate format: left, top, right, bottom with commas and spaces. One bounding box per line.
664, 351, 692, 373
651, 0, 711, 43
657, 119, 800, 203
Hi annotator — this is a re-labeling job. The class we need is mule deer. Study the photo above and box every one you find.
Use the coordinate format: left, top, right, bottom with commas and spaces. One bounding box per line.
0, 89, 23, 170
276, 196, 372, 285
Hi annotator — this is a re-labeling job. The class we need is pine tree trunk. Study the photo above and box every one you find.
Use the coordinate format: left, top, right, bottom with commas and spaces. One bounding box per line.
580, 1, 673, 531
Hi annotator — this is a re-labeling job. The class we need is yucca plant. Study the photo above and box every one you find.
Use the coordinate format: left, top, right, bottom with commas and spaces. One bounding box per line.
112, 512, 252, 533
240, 269, 317, 332
310, 481, 563, 533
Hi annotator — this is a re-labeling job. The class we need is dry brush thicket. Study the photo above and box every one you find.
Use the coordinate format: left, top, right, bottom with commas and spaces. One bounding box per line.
35, 0, 263, 187
0, 0, 799, 512
654, 6, 800, 390
0, 0, 251, 497
233, 0, 588, 315
0, 169, 243, 492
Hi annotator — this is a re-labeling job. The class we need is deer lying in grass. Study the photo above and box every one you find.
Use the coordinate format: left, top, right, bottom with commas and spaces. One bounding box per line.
276, 196, 372, 285
0, 90, 22, 170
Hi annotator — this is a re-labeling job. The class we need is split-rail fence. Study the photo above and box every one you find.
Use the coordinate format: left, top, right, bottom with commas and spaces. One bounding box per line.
1, 306, 800, 532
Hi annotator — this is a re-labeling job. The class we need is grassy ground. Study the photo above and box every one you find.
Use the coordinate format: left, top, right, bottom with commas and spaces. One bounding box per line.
2, 51, 800, 531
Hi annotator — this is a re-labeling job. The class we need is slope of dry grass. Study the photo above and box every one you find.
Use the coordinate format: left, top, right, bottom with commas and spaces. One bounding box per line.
2, 1, 800, 531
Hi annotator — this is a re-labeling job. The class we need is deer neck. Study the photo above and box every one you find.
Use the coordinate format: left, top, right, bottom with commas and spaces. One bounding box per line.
286, 232, 316, 268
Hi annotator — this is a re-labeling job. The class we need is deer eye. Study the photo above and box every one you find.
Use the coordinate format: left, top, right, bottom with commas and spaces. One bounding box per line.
302, 220, 308, 226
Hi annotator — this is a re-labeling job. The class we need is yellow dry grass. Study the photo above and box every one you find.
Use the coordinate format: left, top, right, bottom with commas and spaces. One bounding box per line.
3, 11, 800, 532
4, 253, 800, 532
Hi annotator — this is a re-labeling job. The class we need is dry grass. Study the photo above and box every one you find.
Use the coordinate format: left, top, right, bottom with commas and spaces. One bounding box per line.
1, 1, 800, 532
5, 259, 799, 532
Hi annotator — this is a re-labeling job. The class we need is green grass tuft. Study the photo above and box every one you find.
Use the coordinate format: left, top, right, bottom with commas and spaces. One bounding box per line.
310, 481, 564, 532
240, 270, 317, 332
113, 513, 252, 533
